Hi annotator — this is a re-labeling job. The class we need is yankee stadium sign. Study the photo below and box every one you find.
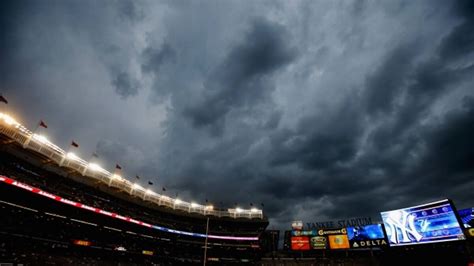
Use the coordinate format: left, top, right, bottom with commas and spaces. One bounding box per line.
305, 217, 373, 229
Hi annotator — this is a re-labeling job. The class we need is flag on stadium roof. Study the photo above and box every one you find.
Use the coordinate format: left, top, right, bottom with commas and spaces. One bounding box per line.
0, 95, 8, 104
39, 120, 48, 128
261, 203, 264, 207
115, 164, 122, 170
162, 187, 166, 191
250, 203, 253, 206
135, 175, 140, 180
148, 181, 153, 185
71, 141, 79, 148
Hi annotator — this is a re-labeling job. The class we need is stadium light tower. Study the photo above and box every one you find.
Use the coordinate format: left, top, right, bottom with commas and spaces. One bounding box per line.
32, 134, 49, 144
174, 198, 182, 210
87, 163, 102, 172
83, 162, 104, 176
109, 173, 122, 186
66, 152, 78, 160
204, 205, 213, 215
144, 189, 155, 201
1, 114, 19, 126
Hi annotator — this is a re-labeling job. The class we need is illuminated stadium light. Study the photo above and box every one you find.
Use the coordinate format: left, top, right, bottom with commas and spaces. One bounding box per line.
145, 189, 155, 195
87, 163, 103, 172
66, 152, 78, 160
236, 207, 243, 213
205, 205, 214, 210
132, 183, 142, 190
174, 199, 182, 205
1, 113, 19, 126
32, 134, 49, 144
251, 208, 259, 213
191, 202, 199, 208
111, 174, 122, 180
115, 246, 127, 251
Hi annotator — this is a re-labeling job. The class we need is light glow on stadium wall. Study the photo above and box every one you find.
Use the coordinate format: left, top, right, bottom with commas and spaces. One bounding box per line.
0, 176, 258, 241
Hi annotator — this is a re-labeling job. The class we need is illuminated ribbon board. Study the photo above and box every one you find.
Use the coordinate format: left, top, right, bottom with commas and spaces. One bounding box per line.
0, 176, 258, 241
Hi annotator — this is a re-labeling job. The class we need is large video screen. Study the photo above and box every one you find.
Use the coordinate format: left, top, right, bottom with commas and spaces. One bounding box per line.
380, 199, 466, 246
458, 208, 473, 228
346, 224, 387, 248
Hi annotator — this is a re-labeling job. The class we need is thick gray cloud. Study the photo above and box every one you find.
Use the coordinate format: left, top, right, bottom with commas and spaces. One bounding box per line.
184, 18, 296, 134
1, 0, 473, 231
141, 42, 176, 74
112, 71, 140, 98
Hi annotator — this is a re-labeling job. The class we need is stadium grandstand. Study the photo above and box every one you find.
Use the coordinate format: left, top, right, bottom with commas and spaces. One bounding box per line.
0, 112, 268, 265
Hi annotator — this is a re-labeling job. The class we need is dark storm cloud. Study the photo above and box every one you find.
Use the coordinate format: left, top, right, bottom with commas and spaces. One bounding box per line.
366, 6, 474, 153
269, 94, 363, 170
118, 0, 144, 23
112, 72, 140, 99
141, 42, 176, 74
184, 18, 297, 133
364, 43, 418, 116
438, 22, 474, 62
1, 0, 474, 231
406, 97, 474, 198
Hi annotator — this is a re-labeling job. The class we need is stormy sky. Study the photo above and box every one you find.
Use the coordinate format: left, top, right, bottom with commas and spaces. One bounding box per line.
1, 0, 473, 229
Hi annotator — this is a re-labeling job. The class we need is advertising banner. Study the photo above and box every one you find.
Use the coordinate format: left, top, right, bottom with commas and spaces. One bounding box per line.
347, 224, 387, 248
291, 236, 310, 250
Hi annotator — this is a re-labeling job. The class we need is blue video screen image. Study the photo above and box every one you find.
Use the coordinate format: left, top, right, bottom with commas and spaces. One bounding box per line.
347, 224, 385, 241
380, 199, 466, 246
458, 208, 473, 228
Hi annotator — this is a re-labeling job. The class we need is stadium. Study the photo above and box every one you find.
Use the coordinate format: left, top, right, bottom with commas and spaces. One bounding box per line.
1, 108, 473, 265
2, 0, 474, 265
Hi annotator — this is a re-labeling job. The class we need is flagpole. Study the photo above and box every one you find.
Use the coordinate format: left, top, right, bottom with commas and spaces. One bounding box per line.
66, 141, 73, 155
88, 152, 98, 164
24, 123, 38, 148
32, 121, 41, 134
60, 142, 72, 167
0, 95, 7, 113
203, 217, 209, 266
25, 121, 45, 149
